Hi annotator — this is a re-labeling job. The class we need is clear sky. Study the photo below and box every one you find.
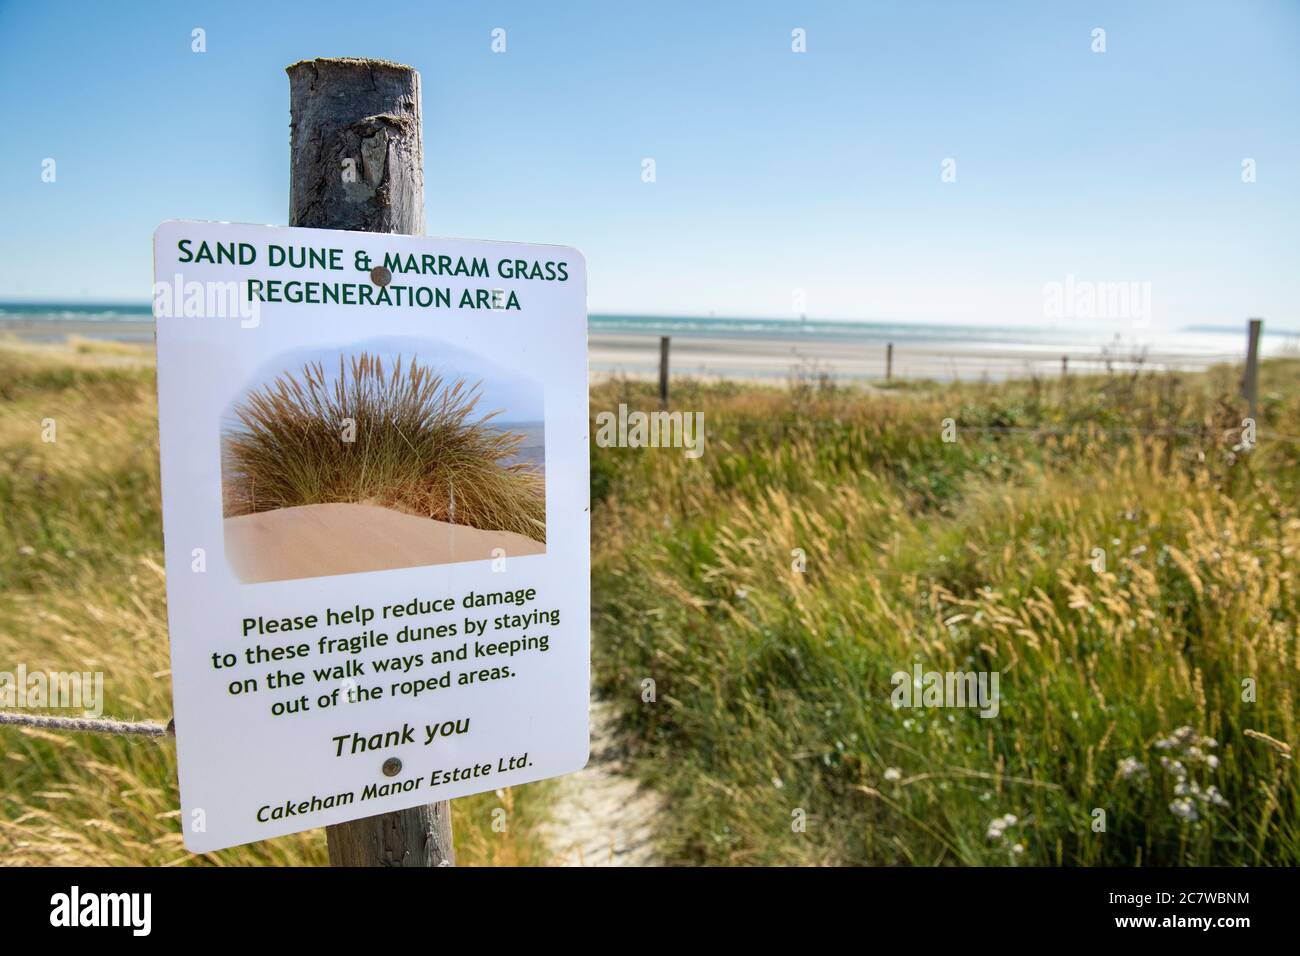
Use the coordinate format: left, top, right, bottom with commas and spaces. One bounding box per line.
0, 0, 1297, 329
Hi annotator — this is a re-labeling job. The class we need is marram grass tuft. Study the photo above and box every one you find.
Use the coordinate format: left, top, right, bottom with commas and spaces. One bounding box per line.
223, 353, 544, 541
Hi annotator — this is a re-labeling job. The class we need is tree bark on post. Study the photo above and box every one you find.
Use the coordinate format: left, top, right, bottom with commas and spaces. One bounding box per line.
287, 56, 453, 867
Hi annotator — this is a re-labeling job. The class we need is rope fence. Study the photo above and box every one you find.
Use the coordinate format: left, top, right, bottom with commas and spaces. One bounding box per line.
0, 711, 173, 738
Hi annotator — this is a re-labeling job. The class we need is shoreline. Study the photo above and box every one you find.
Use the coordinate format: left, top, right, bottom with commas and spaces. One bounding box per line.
1, 318, 155, 343
2, 317, 1266, 384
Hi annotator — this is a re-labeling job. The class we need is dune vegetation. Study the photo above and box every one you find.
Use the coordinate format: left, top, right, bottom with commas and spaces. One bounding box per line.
224, 353, 544, 542
1, 335, 1296, 866
590, 358, 1299, 865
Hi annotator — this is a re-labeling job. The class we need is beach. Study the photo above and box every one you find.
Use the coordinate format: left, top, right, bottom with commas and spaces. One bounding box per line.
589, 329, 1248, 382
3, 309, 1284, 384
0, 317, 155, 344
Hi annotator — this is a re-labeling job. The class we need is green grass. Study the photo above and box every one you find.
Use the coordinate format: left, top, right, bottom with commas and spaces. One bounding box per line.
590, 360, 1300, 865
3, 336, 1297, 866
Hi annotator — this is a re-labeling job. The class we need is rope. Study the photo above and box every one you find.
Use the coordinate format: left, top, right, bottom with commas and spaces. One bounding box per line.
0, 711, 173, 738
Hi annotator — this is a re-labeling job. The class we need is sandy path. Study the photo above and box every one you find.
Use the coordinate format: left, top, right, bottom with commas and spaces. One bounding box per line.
542, 699, 662, 866
224, 502, 544, 583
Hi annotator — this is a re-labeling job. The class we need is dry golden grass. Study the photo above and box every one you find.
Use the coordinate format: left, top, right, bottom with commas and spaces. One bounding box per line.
0, 340, 553, 866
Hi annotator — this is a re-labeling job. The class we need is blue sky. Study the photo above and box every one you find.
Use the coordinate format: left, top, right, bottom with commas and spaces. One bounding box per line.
0, 0, 1297, 329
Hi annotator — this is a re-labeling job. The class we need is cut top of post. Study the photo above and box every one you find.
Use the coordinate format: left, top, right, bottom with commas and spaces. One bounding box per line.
286, 56, 414, 74
286, 58, 424, 235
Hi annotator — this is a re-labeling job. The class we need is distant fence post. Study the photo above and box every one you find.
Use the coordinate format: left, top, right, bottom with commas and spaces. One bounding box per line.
287, 56, 454, 868
659, 335, 670, 405
1243, 318, 1262, 423
886, 343, 893, 382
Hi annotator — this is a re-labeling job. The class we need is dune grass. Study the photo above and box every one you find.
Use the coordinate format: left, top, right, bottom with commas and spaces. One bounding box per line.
0, 338, 553, 865
3, 336, 1297, 867
590, 360, 1300, 865
225, 353, 544, 541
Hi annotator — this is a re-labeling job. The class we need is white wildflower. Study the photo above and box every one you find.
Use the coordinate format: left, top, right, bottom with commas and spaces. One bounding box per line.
1159, 756, 1186, 778
1117, 757, 1146, 780
1203, 786, 1229, 808
987, 813, 1017, 841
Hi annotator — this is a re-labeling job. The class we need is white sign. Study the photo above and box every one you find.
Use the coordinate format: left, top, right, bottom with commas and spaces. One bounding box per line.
152, 220, 589, 853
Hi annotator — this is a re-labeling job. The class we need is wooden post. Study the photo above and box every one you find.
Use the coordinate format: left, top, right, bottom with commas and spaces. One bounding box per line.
658, 335, 670, 405
1061, 355, 1068, 378
886, 343, 893, 382
287, 57, 453, 868
1243, 318, 1262, 422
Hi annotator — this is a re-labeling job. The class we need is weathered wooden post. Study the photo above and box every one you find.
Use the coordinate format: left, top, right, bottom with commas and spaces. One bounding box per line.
287, 57, 453, 867
886, 342, 893, 382
659, 335, 670, 405
1243, 318, 1262, 423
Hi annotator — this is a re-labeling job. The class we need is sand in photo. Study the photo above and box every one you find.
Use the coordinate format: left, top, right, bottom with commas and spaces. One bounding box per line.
224, 502, 544, 584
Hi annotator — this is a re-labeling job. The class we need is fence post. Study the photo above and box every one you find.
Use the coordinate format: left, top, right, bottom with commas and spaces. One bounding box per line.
1243, 318, 1262, 423
287, 57, 454, 868
659, 335, 670, 405
1061, 355, 1068, 378
886, 342, 893, 382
